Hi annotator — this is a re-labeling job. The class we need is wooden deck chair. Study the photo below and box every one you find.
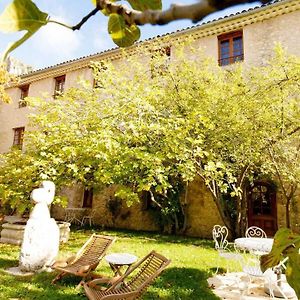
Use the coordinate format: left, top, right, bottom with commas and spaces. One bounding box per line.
51, 234, 116, 287
83, 250, 171, 300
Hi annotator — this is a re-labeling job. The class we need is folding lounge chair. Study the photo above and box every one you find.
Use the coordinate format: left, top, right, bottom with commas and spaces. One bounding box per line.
83, 250, 171, 300
51, 234, 116, 287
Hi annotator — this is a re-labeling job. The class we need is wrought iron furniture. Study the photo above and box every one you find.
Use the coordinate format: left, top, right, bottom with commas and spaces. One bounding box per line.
234, 237, 273, 254
245, 226, 267, 238
264, 258, 296, 299
64, 208, 87, 225
81, 209, 95, 227
234, 236, 276, 296
83, 250, 171, 300
51, 234, 116, 287
212, 225, 242, 273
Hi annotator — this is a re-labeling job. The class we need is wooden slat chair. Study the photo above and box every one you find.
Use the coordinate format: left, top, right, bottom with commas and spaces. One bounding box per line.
83, 250, 171, 300
51, 234, 116, 287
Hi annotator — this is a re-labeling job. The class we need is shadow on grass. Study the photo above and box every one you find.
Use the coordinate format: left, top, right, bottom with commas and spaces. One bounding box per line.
71, 226, 214, 249
144, 267, 219, 300
0, 270, 85, 300
0, 257, 19, 269
0, 265, 217, 300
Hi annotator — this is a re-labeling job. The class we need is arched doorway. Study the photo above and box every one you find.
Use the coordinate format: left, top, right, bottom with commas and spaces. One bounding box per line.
247, 181, 277, 237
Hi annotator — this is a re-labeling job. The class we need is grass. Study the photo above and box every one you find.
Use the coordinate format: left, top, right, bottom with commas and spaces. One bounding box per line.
0, 227, 241, 300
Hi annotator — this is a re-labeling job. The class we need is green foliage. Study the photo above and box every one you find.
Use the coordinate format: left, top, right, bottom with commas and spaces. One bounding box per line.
108, 13, 140, 47
0, 64, 16, 103
0, 0, 49, 61
260, 228, 300, 298
0, 45, 299, 229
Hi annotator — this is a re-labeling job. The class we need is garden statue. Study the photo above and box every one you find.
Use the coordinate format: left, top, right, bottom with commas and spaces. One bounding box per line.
19, 181, 59, 272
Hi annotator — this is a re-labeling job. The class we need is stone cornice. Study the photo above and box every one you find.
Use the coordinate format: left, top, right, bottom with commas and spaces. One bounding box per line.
174, 0, 300, 41
13, 0, 299, 87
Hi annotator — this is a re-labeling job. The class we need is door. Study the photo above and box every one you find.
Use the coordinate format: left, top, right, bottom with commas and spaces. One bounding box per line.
247, 181, 277, 237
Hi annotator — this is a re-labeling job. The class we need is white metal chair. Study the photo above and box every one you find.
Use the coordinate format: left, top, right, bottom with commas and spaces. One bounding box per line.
242, 227, 267, 294
81, 209, 95, 227
212, 225, 242, 273
242, 251, 265, 295
245, 226, 267, 238
264, 257, 296, 299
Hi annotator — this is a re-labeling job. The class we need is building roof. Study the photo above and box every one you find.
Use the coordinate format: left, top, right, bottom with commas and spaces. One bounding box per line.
17, 0, 298, 83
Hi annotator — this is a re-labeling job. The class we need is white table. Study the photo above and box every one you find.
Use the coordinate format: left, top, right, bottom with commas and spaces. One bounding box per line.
234, 237, 273, 254
105, 253, 138, 276
64, 208, 87, 224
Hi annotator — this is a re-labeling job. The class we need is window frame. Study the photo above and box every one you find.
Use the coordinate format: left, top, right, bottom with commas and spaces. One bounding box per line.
13, 126, 25, 149
218, 31, 244, 66
54, 75, 66, 98
19, 84, 29, 108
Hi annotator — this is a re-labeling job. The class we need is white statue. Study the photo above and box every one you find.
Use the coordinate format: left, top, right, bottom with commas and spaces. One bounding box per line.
19, 181, 60, 272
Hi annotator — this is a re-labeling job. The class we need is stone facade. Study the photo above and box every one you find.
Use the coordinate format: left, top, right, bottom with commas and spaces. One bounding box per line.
1, 0, 300, 237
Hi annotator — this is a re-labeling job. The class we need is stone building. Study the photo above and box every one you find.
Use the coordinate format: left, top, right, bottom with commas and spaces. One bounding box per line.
0, 0, 300, 237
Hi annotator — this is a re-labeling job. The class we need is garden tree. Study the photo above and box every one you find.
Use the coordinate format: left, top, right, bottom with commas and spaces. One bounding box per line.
254, 49, 300, 229
0, 44, 299, 235
0, 64, 15, 103
266, 139, 300, 228
0, 0, 270, 60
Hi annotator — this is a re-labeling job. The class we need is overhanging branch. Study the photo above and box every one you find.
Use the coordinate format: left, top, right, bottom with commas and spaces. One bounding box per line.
94, 0, 270, 26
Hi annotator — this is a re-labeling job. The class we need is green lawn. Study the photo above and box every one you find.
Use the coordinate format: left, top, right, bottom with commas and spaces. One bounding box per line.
0, 227, 240, 300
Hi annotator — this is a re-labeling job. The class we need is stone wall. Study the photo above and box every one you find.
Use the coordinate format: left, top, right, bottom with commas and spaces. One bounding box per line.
52, 184, 158, 232
52, 177, 224, 238
185, 177, 224, 238
52, 176, 300, 238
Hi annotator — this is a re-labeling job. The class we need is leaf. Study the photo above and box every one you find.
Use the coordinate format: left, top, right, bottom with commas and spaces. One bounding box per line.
0, 0, 48, 61
1, 31, 34, 62
126, 0, 162, 11
108, 13, 140, 47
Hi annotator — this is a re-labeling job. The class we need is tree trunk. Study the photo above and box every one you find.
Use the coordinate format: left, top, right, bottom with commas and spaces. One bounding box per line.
210, 192, 234, 236
286, 198, 291, 229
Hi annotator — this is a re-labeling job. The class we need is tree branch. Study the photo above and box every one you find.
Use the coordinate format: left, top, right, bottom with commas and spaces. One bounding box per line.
95, 0, 270, 26
72, 8, 100, 31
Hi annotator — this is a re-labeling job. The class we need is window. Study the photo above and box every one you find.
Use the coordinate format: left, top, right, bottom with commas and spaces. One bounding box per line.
19, 85, 29, 108
82, 188, 93, 208
13, 127, 25, 148
218, 31, 244, 66
54, 75, 66, 98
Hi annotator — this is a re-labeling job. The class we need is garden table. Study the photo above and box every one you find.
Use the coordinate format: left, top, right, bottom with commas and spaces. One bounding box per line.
105, 253, 138, 276
64, 208, 86, 224
234, 237, 273, 254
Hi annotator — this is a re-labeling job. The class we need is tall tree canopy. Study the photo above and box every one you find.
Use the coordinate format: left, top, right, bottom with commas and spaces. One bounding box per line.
0, 45, 299, 235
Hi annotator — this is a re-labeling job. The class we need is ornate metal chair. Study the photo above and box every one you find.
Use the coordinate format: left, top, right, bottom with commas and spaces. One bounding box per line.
83, 250, 171, 300
51, 234, 116, 287
245, 226, 267, 238
264, 258, 296, 299
81, 209, 95, 227
212, 225, 242, 273
242, 227, 271, 295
